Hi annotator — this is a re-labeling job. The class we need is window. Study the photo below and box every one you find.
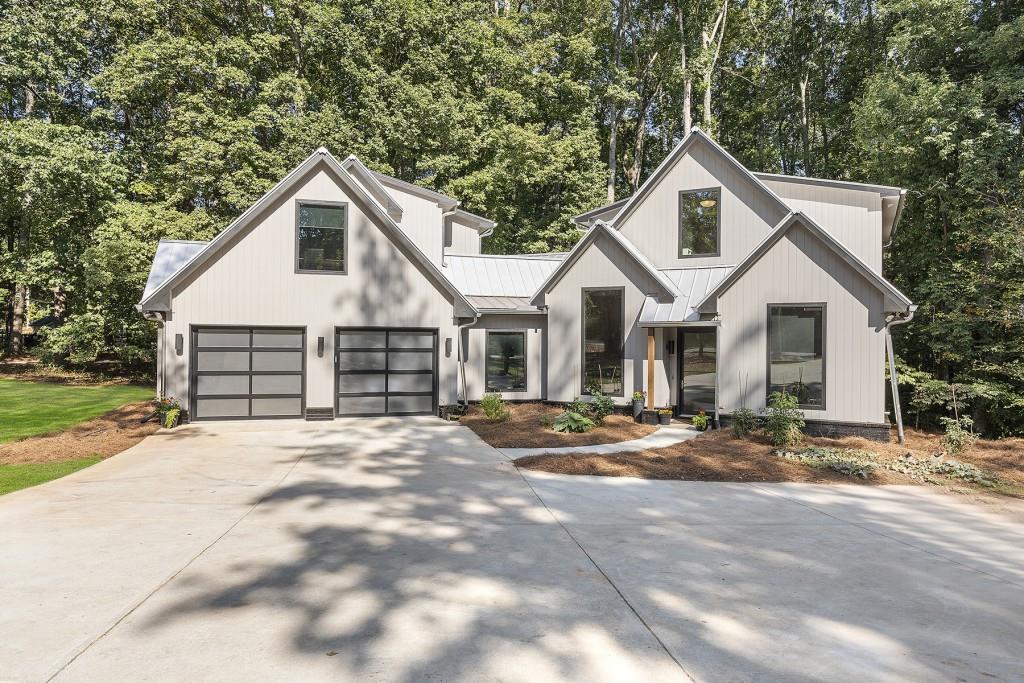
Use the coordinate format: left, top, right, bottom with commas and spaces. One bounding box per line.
296, 202, 346, 273
486, 331, 527, 392
768, 305, 825, 409
678, 188, 720, 257
582, 288, 624, 396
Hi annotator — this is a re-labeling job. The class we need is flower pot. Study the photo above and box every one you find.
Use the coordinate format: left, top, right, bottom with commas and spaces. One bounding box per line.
632, 399, 644, 422
642, 410, 660, 426
658, 412, 672, 426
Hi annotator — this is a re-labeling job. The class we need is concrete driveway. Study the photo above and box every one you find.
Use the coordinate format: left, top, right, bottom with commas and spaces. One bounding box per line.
1, 419, 1022, 682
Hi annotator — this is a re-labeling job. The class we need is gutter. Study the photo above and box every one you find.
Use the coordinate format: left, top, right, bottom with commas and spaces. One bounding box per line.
456, 316, 477, 406
884, 304, 917, 444
882, 189, 907, 249
139, 308, 167, 398
441, 203, 460, 267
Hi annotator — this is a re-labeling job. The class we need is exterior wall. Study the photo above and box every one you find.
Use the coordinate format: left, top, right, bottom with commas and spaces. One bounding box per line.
161, 161, 461, 414
463, 314, 546, 401
379, 183, 446, 266
542, 231, 673, 406
715, 223, 887, 424
760, 179, 884, 272
447, 216, 482, 255
616, 141, 788, 268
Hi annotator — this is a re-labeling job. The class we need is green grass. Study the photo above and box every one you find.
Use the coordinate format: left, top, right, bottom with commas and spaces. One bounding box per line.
0, 378, 152, 443
0, 457, 104, 495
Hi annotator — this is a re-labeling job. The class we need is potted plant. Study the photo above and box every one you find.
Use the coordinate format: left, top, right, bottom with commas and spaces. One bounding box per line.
631, 391, 645, 422
657, 408, 673, 425
153, 395, 182, 429
692, 410, 710, 431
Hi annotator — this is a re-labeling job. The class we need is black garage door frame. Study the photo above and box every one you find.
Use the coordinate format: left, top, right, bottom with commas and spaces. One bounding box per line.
189, 325, 306, 421
334, 326, 438, 417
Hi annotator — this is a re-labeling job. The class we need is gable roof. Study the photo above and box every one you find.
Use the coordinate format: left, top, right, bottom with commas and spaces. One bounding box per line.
572, 197, 628, 227
137, 148, 478, 316
529, 222, 679, 306
638, 265, 734, 326
445, 253, 564, 298
142, 240, 208, 303
609, 128, 792, 228
369, 169, 459, 211
340, 156, 403, 219
694, 212, 913, 313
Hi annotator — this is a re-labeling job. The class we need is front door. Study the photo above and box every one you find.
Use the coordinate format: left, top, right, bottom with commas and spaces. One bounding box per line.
677, 328, 717, 416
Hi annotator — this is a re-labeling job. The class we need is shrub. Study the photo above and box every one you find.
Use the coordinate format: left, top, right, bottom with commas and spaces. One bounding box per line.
939, 415, 977, 456
480, 393, 509, 422
589, 391, 615, 425
730, 407, 758, 437
763, 391, 805, 447
37, 312, 105, 364
691, 411, 710, 430
567, 396, 590, 415
153, 395, 182, 428
552, 411, 595, 433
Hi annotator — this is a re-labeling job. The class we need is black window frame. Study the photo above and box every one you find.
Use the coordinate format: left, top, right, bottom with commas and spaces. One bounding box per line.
485, 330, 528, 393
581, 286, 625, 397
766, 303, 826, 411
295, 200, 348, 274
678, 187, 721, 258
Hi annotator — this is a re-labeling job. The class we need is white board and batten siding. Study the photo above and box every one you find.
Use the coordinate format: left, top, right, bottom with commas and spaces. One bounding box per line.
446, 216, 483, 255
463, 314, 547, 401
541, 231, 672, 405
161, 162, 462, 411
715, 223, 887, 424
379, 181, 447, 266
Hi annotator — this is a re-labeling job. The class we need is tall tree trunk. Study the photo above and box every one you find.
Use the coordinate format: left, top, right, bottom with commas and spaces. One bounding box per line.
699, 0, 728, 132
800, 71, 810, 173
607, 0, 629, 203
10, 284, 26, 355
677, 7, 692, 135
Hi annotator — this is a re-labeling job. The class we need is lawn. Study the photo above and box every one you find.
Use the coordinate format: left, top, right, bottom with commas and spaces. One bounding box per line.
0, 457, 103, 496
0, 378, 153, 443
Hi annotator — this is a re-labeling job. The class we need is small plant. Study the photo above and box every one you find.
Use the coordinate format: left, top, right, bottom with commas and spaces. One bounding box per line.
776, 447, 876, 479
632, 391, 645, 401
164, 406, 181, 429
153, 395, 182, 428
567, 396, 590, 415
730, 407, 758, 437
939, 415, 977, 456
658, 408, 673, 415
589, 390, 615, 425
763, 391, 805, 447
480, 393, 510, 422
691, 411, 710, 431
552, 411, 595, 433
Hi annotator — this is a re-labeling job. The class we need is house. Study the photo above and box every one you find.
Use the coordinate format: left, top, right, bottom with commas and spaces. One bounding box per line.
139, 129, 914, 439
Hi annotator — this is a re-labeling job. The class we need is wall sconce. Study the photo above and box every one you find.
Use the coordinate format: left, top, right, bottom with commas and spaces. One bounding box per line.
665, 339, 675, 355
317, 336, 325, 357
174, 333, 183, 356
445, 337, 453, 357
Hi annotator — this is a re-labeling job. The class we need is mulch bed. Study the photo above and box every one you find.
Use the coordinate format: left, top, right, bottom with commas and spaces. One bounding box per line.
0, 401, 160, 465
461, 401, 657, 448
515, 427, 1024, 492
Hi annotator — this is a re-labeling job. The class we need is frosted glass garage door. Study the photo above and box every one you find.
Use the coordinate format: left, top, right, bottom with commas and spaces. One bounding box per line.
335, 328, 436, 416
191, 327, 304, 420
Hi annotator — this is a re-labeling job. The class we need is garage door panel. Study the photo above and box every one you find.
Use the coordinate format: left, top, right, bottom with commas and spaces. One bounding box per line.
388, 351, 432, 371
196, 329, 250, 347
252, 351, 302, 372
335, 328, 436, 417
252, 374, 302, 395
387, 373, 432, 393
253, 329, 303, 348
338, 374, 386, 394
388, 332, 434, 349
197, 375, 250, 395
252, 397, 303, 416
197, 351, 249, 372
387, 395, 434, 414
337, 332, 386, 349
337, 396, 387, 415
196, 398, 250, 418
337, 351, 387, 371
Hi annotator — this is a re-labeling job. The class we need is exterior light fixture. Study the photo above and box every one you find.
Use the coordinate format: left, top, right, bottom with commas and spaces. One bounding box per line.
317, 336, 325, 357
699, 198, 717, 209
174, 333, 183, 356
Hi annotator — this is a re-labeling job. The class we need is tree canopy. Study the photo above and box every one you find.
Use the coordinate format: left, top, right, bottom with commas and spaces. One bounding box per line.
1, 0, 1021, 435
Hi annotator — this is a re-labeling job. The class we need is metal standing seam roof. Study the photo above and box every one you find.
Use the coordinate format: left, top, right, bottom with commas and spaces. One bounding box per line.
465, 295, 537, 312
638, 265, 734, 325
443, 254, 566, 298
142, 240, 209, 302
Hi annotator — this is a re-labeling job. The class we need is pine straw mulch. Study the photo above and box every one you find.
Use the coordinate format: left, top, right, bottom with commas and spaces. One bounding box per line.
0, 401, 160, 465
461, 401, 657, 448
515, 427, 1024, 494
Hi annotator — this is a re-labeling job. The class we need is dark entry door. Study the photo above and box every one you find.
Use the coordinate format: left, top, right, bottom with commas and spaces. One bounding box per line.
678, 328, 717, 415
335, 328, 437, 416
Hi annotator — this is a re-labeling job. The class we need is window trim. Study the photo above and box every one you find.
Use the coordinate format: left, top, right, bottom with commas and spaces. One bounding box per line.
295, 200, 348, 275
581, 286, 626, 397
484, 329, 528, 393
678, 187, 721, 258
766, 302, 827, 411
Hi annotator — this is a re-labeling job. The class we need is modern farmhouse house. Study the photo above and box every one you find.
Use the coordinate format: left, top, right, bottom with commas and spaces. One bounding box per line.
139, 129, 914, 438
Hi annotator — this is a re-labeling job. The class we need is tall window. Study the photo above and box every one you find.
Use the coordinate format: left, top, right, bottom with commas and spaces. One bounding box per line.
582, 288, 624, 396
768, 305, 825, 409
679, 188, 720, 257
486, 331, 527, 392
296, 202, 346, 273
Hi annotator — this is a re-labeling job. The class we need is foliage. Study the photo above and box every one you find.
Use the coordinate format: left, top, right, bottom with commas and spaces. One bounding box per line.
567, 397, 590, 415
939, 416, 977, 457
691, 411, 710, 431
777, 447, 877, 479
153, 394, 182, 428
763, 392, 805, 448
632, 391, 645, 402
552, 411, 595, 433
37, 313, 105, 364
588, 391, 615, 425
730, 408, 758, 438
480, 393, 509, 422
777, 446, 1000, 487
164, 406, 181, 429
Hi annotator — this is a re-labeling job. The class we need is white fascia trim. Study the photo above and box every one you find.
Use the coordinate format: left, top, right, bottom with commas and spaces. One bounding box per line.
753, 172, 905, 196
452, 208, 497, 232
341, 156, 403, 219
369, 169, 459, 210
572, 197, 629, 225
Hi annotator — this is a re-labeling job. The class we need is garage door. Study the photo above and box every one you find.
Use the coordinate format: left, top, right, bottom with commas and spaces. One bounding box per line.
335, 328, 437, 416
190, 326, 305, 420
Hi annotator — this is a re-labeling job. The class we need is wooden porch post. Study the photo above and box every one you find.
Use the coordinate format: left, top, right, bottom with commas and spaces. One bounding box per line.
646, 328, 655, 409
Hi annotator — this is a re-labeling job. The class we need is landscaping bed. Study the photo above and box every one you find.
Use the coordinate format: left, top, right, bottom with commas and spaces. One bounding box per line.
461, 401, 657, 448
515, 427, 1024, 495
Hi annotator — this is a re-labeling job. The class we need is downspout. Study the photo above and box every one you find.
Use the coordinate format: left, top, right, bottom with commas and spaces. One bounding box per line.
139, 308, 166, 398
441, 203, 459, 267
884, 305, 916, 444
457, 316, 477, 406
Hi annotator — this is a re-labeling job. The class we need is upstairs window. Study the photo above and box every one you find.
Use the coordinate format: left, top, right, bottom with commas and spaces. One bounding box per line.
768, 304, 825, 409
296, 202, 346, 273
678, 188, 720, 257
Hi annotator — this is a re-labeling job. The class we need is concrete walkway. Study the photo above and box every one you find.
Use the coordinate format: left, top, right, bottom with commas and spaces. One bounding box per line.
498, 422, 699, 458
2, 418, 1022, 682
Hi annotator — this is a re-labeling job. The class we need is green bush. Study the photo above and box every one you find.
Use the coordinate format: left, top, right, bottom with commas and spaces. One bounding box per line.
480, 393, 510, 422
37, 313, 105, 364
589, 391, 615, 425
730, 407, 758, 437
552, 411, 595, 433
764, 391, 805, 447
939, 415, 977, 456
567, 396, 590, 415
692, 411, 710, 430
